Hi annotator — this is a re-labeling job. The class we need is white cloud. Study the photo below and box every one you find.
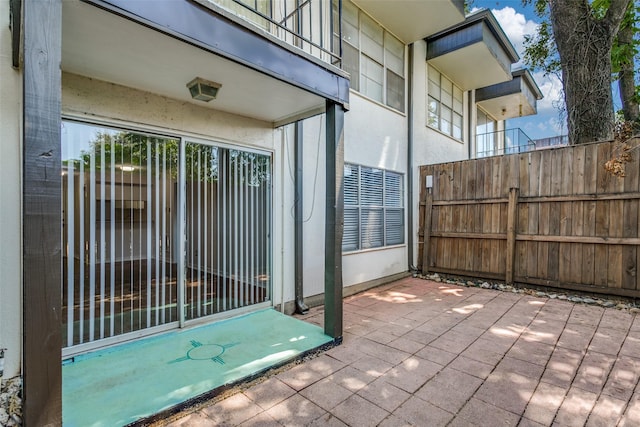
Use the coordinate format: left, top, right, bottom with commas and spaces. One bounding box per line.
532, 71, 563, 114
489, 6, 539, 67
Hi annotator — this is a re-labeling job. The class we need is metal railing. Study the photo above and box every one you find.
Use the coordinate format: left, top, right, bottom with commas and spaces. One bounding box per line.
475, 128, 536, 158
210, 0, 341, 66
532, 135, 569, 149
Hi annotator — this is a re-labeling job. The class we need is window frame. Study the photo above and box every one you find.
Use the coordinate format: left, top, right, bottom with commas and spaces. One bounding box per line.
340, 0, 406, 112
427, 65, 464, 140
343, 163, 405, 253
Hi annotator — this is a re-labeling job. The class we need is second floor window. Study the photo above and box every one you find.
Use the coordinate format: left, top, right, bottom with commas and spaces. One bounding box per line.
428, 65, 463, 140
341, 1, 405, 112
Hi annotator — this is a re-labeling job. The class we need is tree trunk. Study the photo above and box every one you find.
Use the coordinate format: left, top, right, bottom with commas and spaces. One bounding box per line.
617, 23, 639, 123
548, 0, 631, 144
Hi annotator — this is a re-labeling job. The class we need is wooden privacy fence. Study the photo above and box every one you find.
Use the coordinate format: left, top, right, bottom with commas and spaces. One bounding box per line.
418, 138, 640, 298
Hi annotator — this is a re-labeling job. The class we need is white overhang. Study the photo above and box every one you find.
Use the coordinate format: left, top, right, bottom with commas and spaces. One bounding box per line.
351, 0, 465, 43
62, 0, 336, 127
476, 69, 544, 119
426, 9, 519, 91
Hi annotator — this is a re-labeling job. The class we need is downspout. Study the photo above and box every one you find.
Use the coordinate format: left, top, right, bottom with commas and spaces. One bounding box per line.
468, 90, 474, 159
294, 121, 309, 314
407, 43, 415, 271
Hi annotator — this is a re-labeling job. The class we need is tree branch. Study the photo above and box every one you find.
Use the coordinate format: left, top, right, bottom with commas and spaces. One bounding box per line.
603, 0, 632, 37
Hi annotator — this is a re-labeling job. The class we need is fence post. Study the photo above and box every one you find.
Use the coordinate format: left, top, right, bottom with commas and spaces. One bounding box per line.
421, 188, 433, 275
506, 187, 519, 284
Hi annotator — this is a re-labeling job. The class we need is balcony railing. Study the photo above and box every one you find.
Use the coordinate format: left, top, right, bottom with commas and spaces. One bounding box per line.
207, 0, 341, 66
533, 135, 569, 149
476, 128, 536, 158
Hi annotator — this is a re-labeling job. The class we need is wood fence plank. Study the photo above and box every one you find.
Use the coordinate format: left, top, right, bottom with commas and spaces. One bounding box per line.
570, 201, 585, 284
584, 144, 598, 194
622, 245, 636, 290
451, 204, 462, 270
509, 154, 519, 190
595, 201, 610, 236
421, 189, 433, 274
453, 161, 462, 200
520, 153, 530, 197
492, 157, 502, 198
484, 158, 493, 199
443, 206, 453, 269
465, 233, 474, 273
547, 200, 561, 281
530, 151, 542, 197
594, 245, 609, 286
610, 200, 624, 237
541, 151, 553, 196
476, 158, 485, 200
573, 146, 586, 194
469, 160, 479, 199
608, 244, 623, 288
560, 202, 572, 236
623, 140, 639, 192
559, 242, 571, 283
582, 243, 595, 285
584, 201, 597, 237
596, 142, 612, 194
548, 242, 560, 281
551, 150, 563, 196
445, 162, 455, 201
533, 242, 549, 279
463, 160, 471, 200
537, 203, 551, 236
562, 149, 574, 195
490, 202, 502, 273
506, 188, 519, 284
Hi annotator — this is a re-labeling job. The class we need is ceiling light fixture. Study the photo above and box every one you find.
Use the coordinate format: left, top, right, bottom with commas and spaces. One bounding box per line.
186, 77, 221, 102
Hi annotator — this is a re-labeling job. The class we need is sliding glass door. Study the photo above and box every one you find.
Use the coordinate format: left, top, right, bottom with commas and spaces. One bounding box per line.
61, 121, 272, 354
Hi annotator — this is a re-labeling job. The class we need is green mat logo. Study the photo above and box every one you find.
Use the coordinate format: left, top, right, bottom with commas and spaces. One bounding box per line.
169, 340, 239, 365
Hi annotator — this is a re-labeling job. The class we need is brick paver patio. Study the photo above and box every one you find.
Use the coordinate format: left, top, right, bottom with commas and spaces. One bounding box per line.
160, 277, 640, 426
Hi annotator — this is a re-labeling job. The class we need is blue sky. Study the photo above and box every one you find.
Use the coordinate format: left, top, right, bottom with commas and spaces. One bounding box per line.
472, 0, 568, 140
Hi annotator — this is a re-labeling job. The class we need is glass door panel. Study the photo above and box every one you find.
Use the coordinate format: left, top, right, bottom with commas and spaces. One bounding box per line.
62, 121, 179, 348
184, 143, 272, 321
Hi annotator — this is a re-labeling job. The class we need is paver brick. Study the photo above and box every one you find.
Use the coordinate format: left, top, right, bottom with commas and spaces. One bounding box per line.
163, 278, 639, 427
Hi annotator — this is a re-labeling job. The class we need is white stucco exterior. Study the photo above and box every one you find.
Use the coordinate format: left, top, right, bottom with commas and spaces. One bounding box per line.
0, 0, 23, 379
342, 92, 409, 286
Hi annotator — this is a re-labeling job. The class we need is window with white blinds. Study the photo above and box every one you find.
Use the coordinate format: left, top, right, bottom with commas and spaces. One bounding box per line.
343, 164, 404, 252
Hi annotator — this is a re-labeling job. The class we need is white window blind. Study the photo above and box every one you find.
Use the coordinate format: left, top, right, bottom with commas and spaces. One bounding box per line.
342, 164, 404, 251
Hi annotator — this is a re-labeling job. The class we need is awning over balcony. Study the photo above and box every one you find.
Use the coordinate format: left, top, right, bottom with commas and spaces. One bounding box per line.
351, 0, 465, 43
476, 69, 543, 119
62, 0, 349, 127
426, 9, 518, 91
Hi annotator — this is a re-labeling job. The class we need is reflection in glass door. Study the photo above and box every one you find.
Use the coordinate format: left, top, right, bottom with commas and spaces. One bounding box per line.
184, 143, 271, 321
61, 121, 272, 354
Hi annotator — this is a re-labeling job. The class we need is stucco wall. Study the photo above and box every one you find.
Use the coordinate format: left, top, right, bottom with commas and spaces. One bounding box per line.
342, 92, 409, 287
0, 0, 23, 379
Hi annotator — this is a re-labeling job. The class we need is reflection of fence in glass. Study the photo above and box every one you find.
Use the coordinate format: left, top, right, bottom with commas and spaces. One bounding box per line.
62, 124, 180, 349
184, 143, 271, 321
476, 128, 536, 158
